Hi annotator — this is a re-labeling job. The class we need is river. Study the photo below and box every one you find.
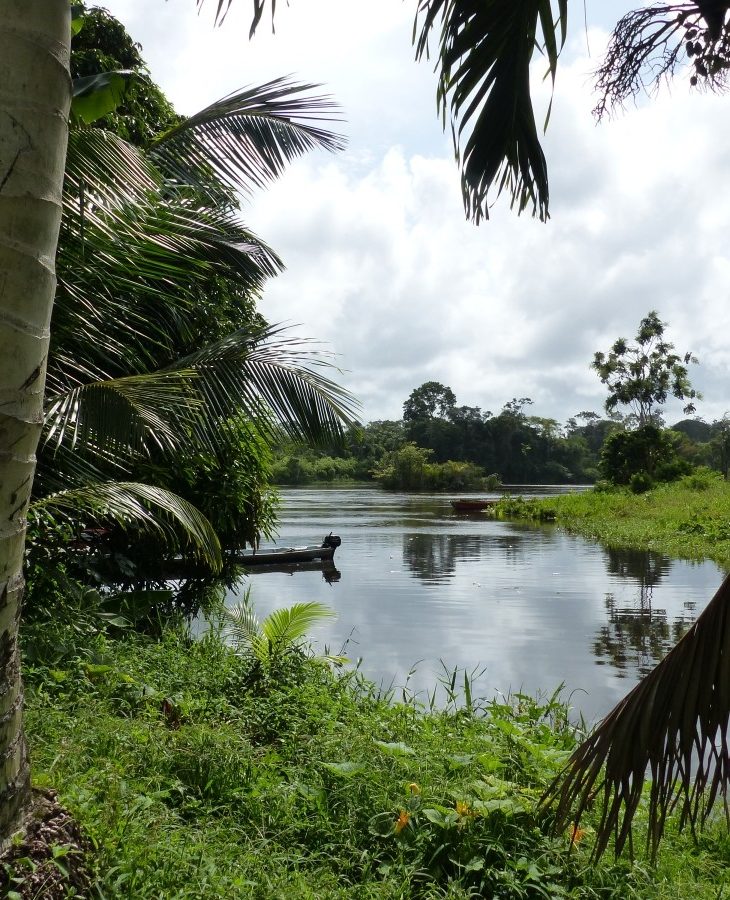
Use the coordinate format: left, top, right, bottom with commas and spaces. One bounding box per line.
226, 485, 725, 723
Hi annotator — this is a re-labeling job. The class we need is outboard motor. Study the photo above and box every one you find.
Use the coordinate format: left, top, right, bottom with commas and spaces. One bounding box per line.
322, 532, 342, 549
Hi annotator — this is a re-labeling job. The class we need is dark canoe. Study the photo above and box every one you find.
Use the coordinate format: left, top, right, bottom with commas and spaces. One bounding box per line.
450, 499, 498, 512
231, 533, 341, 567
157, 535, 342, 580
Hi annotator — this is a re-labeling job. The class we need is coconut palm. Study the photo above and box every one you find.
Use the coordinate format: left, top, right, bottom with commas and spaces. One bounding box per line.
0, 3, 72, 842
222, 589, 338, 667
35, 42, 356, 545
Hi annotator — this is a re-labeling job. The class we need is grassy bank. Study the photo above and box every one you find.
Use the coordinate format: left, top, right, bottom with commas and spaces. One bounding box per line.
10, 624, 730, 898
497, 470, 730, 570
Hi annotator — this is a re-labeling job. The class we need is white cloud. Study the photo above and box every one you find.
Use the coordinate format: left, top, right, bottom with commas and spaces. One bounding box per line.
102, 1, 730, 425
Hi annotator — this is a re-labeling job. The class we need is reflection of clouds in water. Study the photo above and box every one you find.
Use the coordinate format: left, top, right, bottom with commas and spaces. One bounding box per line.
230, 488, 725, 724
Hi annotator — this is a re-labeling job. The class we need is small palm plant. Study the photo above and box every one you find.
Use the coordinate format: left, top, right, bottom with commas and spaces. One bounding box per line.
222, 589, 339, 667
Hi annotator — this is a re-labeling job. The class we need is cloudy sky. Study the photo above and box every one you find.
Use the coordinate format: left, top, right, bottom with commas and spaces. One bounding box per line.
101, 1, 730, 427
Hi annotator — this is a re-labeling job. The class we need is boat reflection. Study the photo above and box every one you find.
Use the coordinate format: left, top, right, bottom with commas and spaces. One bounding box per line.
246, 560, 341, 583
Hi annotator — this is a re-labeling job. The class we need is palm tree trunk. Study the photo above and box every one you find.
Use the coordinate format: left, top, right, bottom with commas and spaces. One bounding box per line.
0, 1, 71, 845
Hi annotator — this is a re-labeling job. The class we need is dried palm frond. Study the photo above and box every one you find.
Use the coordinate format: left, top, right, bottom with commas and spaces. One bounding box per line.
543, 571, 730, 859
594, 3, 730, 120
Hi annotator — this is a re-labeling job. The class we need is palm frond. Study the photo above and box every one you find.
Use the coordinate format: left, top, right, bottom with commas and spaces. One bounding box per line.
33, 481, 222, 571
44, 324, 357, 484
170, 324, 360, 447
414, 0, 567, 222
53, 129, 282, 390
43, 371, 203, 457
223, 594, 336, 664
222, 589, 262, 650
543, 572, 730, 859
260, 601, 336, 648
149, 78, 346, 199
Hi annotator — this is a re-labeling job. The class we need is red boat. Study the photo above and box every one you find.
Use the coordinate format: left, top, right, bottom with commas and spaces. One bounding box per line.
450, 499, 498, 512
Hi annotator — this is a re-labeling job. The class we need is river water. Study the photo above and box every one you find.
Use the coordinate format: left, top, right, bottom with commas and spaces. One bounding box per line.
226, 485, 725, 723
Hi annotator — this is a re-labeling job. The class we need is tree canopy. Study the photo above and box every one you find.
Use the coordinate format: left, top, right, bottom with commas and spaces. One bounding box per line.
592, 311, 700, 427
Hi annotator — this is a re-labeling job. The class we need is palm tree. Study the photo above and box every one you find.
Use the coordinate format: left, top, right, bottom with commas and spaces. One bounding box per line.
0, 2, 73, 843
41, 101, 355, 557
223, 590, 339, 667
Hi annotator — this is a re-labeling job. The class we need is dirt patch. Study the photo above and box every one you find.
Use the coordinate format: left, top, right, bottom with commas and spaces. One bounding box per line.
0, 788, 92, 899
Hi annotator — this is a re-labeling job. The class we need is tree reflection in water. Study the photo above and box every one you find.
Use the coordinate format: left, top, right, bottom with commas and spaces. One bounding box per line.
402, 532, 525, 583
593, 548, 696, 677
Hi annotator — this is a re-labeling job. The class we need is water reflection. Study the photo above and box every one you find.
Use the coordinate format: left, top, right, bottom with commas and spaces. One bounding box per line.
402, 532, 529, 582
602, 547, 671, 589
592, 548, 695, 676
593, 593, 695, 677
231, 486, 725, 723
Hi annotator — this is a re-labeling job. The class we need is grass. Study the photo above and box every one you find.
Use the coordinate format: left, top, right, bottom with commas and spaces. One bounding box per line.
496, 470, 730, 570
15, 622, 730, 898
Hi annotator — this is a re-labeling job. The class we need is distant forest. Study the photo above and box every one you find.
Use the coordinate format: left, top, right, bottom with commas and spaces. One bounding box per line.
272, 382, 730, 488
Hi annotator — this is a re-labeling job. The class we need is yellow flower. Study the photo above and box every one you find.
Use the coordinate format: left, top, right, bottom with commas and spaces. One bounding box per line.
394, 810, 410, 834
455, 800, 473, 817
408, 783, 421, 796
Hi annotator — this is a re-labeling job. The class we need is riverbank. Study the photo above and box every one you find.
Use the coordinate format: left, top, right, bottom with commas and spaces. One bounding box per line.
10, 623, 729, 898
498, 469, 730, 570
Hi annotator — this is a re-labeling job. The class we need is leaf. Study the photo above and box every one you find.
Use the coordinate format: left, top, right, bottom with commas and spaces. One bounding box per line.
446, 753, 473, 769
414, 0, 567, 221
422, 806, 457, 827
150, 78, 345, 199
322, 761, 365, 778
71, 4, 85, 35
476, 753, 502, 773
33, 482, 222, 571
544, 571, 730, 860
472, 796, 527, 815
72, 71, 135, 124
260, 601, 336, 649
374, 740, 416, 757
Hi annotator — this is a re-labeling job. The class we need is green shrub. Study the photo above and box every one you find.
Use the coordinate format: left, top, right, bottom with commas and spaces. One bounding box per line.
601, 425, 689, 486
630, 471, 654, 494
681, 466, 723, 491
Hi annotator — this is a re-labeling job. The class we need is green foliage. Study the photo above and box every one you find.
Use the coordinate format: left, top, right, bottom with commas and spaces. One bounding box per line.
403, 381, 456, 422
222, 591, 338, 667
373, 444, 486, 492
592, 311, 701, 427
71, 6, 180, 145
629, 471, 653, 494
134, 420, 279, 552
71, 70, 135, 125
680, 466, 723, 491
271, 451, 359, 485
36, 8, 356, 581
502, 477, 730, 568
600, 425, 691, 486
18, 624, 730, 898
